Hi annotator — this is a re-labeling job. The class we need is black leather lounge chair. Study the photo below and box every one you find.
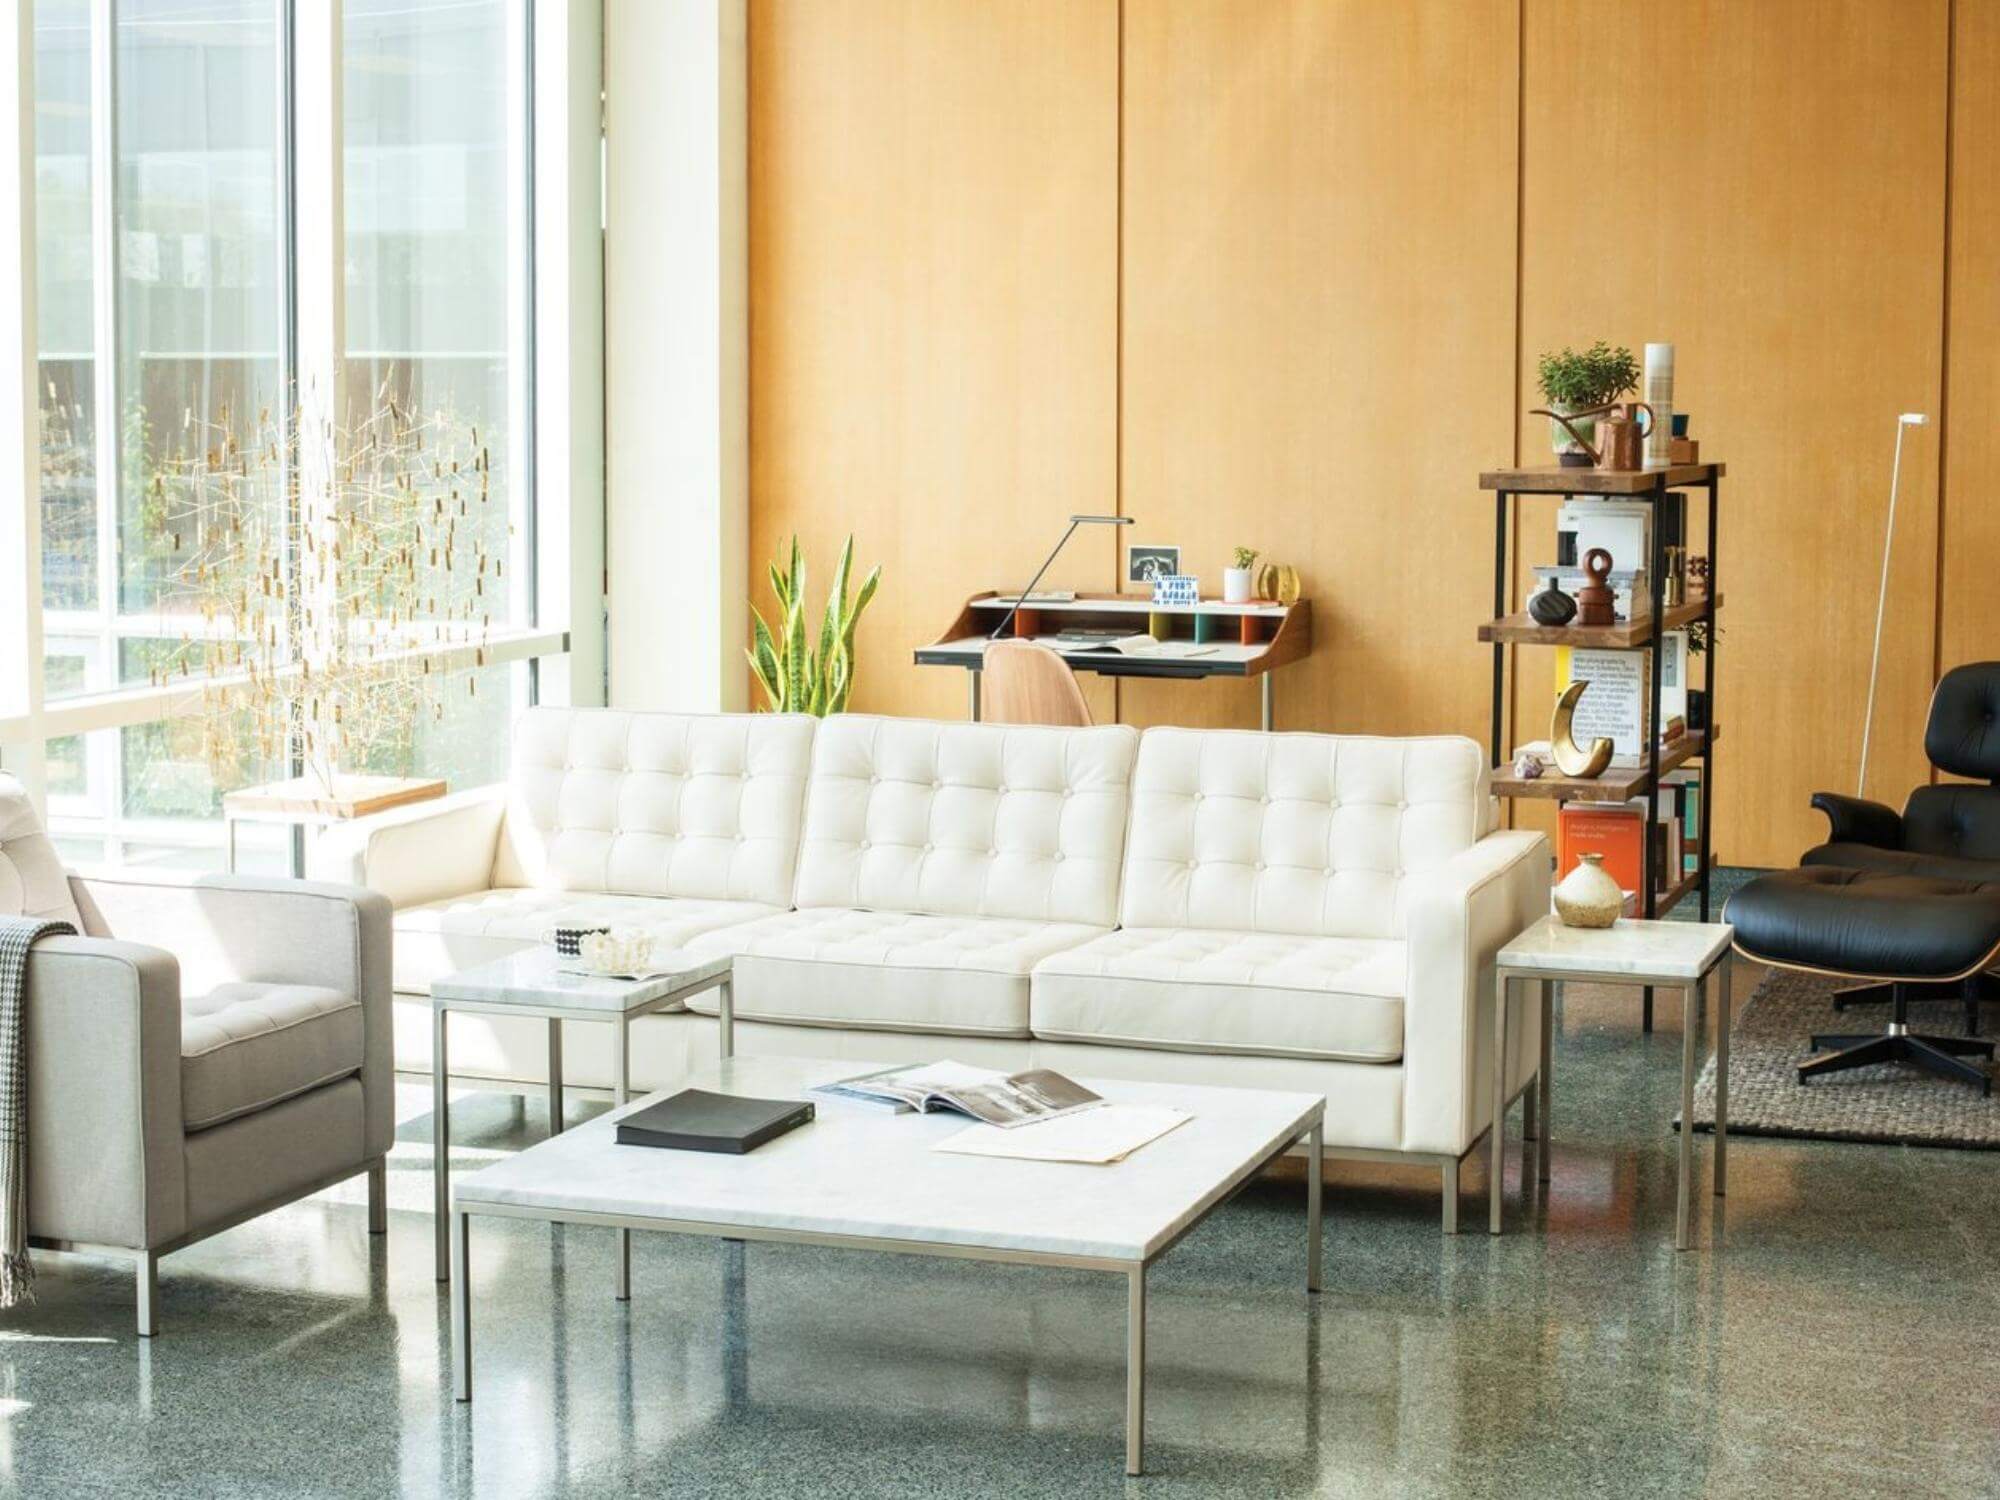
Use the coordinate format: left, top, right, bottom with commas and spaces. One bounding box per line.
1726, 662, 2000, 1093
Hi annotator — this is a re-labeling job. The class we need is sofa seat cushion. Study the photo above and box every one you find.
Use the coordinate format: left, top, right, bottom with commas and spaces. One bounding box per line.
181, 982, 364, 1130
391, 888, 782, 995
686, 908, 1107, 1038
1029, 928, 1407, 1063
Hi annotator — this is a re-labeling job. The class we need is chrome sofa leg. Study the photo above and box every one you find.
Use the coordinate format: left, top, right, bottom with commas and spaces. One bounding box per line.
135, 1250, 159, 1338
367, 1160, 387, 1235
1441, 1159, 1459, 1235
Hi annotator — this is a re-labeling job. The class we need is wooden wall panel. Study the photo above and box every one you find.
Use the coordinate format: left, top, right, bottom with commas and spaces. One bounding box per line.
1941, 0, 2000, 679
747, 0, 1119, 722
1519, 0, 1949, 868
1117, 0, 1520, 738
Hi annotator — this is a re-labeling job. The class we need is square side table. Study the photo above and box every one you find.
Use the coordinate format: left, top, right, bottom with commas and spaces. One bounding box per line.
429, 947, 734, 1289
1491, 916, 1734, 1251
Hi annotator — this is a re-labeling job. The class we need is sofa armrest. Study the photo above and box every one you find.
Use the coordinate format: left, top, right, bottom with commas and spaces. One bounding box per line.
1400, 830, 1551, 1158
305, 784, 507, 909
24, 937, 187, 1250
1810, 792, 1903, 849
75, 873, 396, 1160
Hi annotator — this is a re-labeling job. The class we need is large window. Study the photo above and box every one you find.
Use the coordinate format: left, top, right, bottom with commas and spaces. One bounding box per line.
13, 0, 562, 873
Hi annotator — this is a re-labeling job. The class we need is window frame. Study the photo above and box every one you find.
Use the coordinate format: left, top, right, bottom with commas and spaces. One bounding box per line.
0, 0, 597, 868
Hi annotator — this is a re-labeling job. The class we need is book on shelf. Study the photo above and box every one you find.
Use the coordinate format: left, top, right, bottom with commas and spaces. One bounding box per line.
1553, 638, 1688, 765
808, 1061, 1103, 1129
1558, 797, 1683, 906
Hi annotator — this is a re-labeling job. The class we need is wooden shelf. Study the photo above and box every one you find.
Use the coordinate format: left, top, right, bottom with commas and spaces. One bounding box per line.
1478, 593, 1720, 648
1493, 728, 1716, 803
1477, 462, 1725, 494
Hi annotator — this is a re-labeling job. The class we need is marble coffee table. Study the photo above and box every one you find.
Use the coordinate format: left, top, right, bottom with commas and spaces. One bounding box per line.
429, 946, 734, 1286
448, 1054, 1325, 1476
1492, 915, 1734, 1250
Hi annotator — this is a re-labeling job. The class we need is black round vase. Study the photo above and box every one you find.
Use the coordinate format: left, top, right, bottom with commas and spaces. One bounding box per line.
1528, 580, 1578, 626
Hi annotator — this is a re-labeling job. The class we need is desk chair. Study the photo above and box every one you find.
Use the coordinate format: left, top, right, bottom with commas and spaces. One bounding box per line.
981, 641, 1092, 727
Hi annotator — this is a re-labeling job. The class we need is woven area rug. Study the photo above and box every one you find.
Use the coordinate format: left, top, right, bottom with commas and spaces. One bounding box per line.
1684, 967, 2000, 1149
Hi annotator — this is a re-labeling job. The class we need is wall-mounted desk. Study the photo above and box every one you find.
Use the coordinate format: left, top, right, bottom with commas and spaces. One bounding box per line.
915, 592, 1313, 730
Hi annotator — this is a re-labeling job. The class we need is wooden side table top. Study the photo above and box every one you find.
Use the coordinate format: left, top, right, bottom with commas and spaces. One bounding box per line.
222, 773, 447, 823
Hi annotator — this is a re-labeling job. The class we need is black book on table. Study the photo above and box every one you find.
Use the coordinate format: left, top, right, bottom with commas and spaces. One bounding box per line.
615, 1088, 814, 1154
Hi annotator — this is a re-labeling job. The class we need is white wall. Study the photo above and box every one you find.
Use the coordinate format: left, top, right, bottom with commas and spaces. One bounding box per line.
603, 0, 748, 711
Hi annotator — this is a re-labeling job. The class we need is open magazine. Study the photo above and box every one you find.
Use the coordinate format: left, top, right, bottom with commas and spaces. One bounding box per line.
1077, 633, 1217, 660
809, 1061, 1102, 1129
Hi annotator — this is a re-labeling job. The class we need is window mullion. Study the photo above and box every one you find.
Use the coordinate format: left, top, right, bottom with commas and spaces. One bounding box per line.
0, 3, 46, 794
89, 0, 116, 683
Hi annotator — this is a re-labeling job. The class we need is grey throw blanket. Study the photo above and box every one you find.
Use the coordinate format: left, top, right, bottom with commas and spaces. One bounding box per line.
0, 916, 75, 1307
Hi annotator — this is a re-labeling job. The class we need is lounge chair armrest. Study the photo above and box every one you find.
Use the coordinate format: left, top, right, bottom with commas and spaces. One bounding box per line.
24, 937, 187, 1249
1811, 792, 1903, 849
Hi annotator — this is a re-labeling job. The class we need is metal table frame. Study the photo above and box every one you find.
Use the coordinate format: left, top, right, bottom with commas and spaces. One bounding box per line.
430, 965, 735, 1286
450, 1100, 1323, 1477
1489, 953, 1732, 1250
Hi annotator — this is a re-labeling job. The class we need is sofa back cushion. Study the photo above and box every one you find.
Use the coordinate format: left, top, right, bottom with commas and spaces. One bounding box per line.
0, 773, 84, 927
493, 709, 816, 906
1121, 728, 1491, 939
794, 715, 1139, 927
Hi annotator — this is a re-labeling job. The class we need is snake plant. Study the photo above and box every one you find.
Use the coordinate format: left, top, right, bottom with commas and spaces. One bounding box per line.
747, 534, 882, 715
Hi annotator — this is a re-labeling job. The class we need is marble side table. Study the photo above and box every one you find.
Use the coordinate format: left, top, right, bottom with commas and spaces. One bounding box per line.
429, 946, 734, 1289
1491, 915, 1734, 1250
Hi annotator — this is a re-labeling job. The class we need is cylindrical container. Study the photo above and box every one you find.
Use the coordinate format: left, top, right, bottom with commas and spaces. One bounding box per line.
1193, 610, 1217, 644
1222, 567, 1253, 603
1644, 342, 1675, 467
547, 924, 611, 959
1148, 611, 1171, 642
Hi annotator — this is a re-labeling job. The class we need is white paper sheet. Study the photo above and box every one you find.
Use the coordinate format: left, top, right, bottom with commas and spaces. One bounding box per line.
932, 1105, 1192, 1164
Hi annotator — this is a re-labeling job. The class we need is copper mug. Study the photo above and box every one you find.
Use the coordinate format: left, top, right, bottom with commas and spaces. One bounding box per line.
1532, 401, 1655, 472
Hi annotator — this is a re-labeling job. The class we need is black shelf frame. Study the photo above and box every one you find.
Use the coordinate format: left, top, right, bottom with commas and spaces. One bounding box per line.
1485, 469, 1722, 1031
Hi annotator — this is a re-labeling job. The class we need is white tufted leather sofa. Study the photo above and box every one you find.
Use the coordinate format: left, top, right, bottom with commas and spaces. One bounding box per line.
320, 708, 1550, 1229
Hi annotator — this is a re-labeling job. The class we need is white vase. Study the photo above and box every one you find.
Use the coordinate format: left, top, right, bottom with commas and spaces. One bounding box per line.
1222, 567, 1253, 604
1553, 852, 1624, 928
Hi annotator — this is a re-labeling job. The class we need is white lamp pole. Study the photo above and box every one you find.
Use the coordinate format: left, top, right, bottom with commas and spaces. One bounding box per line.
1858, 413, 1928, 798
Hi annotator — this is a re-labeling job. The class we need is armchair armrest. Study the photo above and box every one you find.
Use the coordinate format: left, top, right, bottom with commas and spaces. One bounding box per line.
306, 783, 507, 909
1400, 830, 1551, 1158
24, 937, 187, 1250
75, 873, 395, 1160
1811, 792, 1903, 849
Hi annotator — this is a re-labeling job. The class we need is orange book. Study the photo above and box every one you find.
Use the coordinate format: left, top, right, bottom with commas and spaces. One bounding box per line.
1558, 803, 1647, 900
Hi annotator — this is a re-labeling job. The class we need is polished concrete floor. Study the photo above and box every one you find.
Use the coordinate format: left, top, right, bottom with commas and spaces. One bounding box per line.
6, 968, 2000, 1495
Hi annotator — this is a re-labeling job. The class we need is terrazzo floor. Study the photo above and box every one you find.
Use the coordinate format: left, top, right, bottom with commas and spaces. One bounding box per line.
5, 891, 1999, 1496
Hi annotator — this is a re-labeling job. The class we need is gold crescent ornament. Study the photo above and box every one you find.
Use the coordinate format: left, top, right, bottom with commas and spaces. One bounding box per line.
1549, 679, 1613, 778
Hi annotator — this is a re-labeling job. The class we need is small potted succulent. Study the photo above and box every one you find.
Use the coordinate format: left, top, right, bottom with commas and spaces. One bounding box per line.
1536, 342, 1640, 466
1223, 546, 1258, 604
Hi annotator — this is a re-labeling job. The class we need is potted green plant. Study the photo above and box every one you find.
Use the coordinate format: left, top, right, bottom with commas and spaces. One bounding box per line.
1223, 546, 1258, 604
747, 534, 881, 715
1536, 342, 1640, 465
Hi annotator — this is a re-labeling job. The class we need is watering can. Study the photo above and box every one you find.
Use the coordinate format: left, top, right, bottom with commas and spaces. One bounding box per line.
1531, 401, 1655, 472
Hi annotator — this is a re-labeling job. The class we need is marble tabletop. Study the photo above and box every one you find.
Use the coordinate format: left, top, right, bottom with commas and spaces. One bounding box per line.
430, 945, 732, 1015
1497, 914, 1733, 982
452, 1054, 1322, 1263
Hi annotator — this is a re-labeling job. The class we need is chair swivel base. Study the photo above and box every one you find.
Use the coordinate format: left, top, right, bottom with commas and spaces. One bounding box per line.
1800, 1022, 1995, 1094
1831, 977, 1986, 1036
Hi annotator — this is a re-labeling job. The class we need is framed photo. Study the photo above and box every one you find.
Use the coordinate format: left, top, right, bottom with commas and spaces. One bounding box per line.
1126, 544, 1181, 586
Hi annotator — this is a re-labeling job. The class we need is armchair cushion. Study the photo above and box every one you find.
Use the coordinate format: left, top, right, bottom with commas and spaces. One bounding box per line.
686, 908, 1104, 1037
181, 982, 363, 1130
1029, 928, 1405, 1063
1804, 841, 2000, 885
1810, 792, 1903, 849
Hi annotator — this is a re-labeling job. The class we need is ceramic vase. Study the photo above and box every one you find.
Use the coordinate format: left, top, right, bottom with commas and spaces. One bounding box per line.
1222, 567, 1253, 604
1553, 853, 1623, 928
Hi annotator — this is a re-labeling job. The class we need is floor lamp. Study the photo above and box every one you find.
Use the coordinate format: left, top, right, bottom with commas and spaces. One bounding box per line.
1858, 413, 1928, 798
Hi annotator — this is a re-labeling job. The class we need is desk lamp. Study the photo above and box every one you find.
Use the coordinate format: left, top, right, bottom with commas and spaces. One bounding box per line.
988, 515, 1135, 640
